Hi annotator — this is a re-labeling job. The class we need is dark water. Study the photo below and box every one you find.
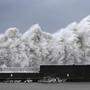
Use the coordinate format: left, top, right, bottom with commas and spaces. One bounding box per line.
0, 83, 90, 90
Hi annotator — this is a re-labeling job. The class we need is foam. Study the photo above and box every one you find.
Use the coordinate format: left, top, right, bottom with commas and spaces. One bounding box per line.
0, 16, 90, 71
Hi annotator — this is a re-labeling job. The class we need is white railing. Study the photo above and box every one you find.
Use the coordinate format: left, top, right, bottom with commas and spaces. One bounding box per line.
0, 67, 39, 73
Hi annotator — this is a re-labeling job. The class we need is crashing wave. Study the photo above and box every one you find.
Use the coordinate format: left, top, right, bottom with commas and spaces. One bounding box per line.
0, 16, 90, 71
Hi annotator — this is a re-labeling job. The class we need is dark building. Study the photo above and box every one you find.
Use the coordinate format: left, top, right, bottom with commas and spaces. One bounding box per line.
40, 65, 90, 81
0, 65, 90, 82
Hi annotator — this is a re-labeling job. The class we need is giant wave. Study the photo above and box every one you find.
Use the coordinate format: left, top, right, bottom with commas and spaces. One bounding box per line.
0, 16, 90, 71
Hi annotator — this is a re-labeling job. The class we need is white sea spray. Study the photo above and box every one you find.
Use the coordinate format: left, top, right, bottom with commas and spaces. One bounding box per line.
0, 16, 90, 71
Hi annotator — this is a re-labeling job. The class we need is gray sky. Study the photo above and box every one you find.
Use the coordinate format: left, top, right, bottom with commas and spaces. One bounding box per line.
0, 0, 90, 33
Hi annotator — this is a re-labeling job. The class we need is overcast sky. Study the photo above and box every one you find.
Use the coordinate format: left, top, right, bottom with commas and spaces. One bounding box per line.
0, 0, 90, 33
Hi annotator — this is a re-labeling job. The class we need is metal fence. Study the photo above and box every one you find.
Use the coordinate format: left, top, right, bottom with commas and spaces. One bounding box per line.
0, 67, 39, 73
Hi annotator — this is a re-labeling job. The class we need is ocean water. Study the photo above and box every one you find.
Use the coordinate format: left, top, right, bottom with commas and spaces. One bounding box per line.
0, 82, 90, 90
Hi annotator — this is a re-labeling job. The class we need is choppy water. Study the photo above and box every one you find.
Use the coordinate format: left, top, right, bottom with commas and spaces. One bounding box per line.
0, 82, 90, 90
